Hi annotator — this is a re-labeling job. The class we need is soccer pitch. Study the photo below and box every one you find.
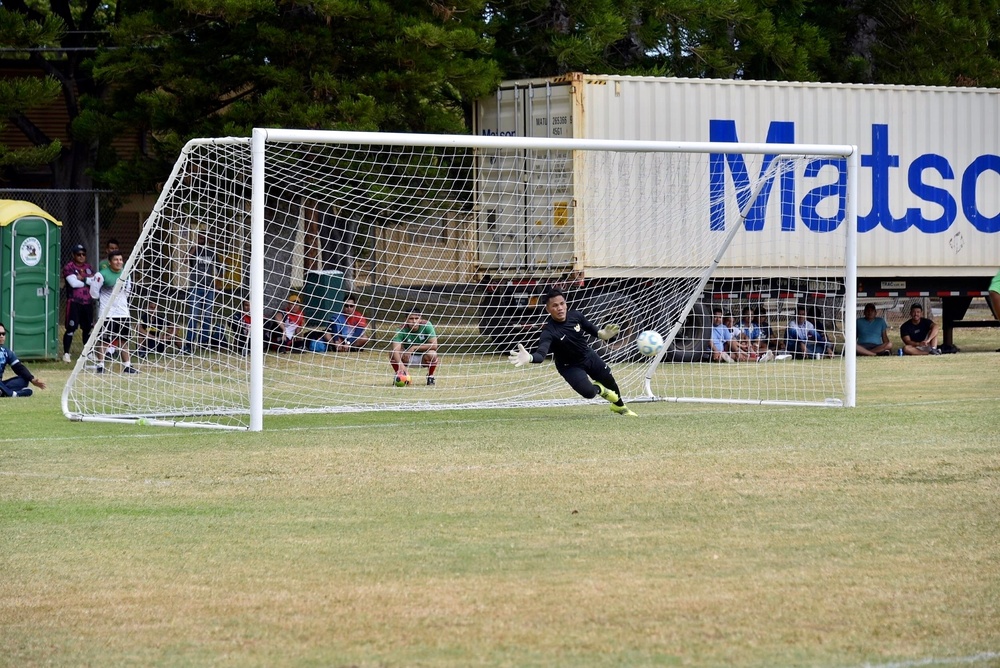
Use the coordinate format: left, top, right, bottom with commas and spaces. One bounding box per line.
2, 347, 998, 666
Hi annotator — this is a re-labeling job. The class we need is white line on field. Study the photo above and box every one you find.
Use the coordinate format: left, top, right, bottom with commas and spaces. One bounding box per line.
855, 651, 1000, 668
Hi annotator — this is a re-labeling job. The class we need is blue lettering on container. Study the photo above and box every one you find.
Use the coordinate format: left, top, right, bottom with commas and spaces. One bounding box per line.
710, 120, 1000, 233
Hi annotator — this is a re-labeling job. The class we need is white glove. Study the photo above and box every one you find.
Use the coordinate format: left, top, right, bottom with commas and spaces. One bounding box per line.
509, 344, 532, 367
597, 323, 620, 341
89, 272, 104, 299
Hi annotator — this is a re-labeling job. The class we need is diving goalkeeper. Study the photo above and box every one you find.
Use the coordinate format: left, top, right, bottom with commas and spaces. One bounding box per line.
509, 287, 636, 416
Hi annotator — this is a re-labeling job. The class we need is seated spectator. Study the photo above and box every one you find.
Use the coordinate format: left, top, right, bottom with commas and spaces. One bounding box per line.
274, 296, 306, 352
229, 299, 251, 355
737, 307, 762, 350
900, 303, 941, 355
136, 301, 181, 357
755, 309, 778, 351
856, 302, 892, 356
0, 323, 46, 397
786, 306, 829, 359
710, 308, 735, 363
319, 295, 370, 352
725, 313, 755, 362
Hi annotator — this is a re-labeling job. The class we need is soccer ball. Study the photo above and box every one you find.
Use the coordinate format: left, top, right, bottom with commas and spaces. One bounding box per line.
635, 330, 664, 357
394, 372, 411, 387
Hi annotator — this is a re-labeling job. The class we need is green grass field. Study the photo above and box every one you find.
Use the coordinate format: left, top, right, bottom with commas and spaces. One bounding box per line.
2, 333, 999, 667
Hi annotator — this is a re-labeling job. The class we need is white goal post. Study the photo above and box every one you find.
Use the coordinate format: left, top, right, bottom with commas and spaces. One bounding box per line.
62, 129, 858, 430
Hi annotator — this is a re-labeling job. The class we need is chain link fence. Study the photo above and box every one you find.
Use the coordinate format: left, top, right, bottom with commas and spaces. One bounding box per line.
1, 189, 146, 355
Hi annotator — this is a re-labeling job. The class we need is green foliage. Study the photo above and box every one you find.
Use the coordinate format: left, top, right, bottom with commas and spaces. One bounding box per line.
89, 0, 502, 191
805, 0, 1000, 86
4, 0, 998, 194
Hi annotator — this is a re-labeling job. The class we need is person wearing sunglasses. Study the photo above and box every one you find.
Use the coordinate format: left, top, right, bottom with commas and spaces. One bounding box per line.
61, 244, 96, 363
0, 324, 47, 397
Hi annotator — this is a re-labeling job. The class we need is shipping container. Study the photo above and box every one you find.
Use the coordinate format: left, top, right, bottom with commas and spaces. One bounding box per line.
470, 73, 1000, 347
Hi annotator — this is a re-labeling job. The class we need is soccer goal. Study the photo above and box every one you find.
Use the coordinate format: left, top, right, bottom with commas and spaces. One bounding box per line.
62, 129, 857, 430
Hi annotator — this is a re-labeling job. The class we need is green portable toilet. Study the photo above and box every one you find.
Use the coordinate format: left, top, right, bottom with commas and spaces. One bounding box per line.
303, 269, 344, 326
0, 200, 62, 359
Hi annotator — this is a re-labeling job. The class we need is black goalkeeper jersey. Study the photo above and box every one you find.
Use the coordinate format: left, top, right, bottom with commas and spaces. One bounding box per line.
531, 309, 601, 367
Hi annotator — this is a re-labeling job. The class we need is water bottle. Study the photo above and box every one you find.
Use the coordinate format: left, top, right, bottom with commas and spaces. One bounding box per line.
897, 347, 904, 356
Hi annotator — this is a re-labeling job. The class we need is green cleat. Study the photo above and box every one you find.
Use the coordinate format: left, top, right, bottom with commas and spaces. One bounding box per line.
592, 381, 620, 404
610, 404, 638, 417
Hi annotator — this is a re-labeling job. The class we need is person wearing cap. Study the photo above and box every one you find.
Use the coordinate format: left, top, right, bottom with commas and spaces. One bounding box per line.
0, 322, 47, 397
62, 243, 97, 363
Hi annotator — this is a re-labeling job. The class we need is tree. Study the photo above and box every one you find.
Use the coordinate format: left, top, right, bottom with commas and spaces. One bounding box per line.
806, 0, 1000, 86
0, 1, 118, 188
484, 0, 833, 80
92, 0, 502, 193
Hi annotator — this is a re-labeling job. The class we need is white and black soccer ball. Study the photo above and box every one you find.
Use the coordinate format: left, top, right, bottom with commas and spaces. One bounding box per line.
635, 330, 664, 357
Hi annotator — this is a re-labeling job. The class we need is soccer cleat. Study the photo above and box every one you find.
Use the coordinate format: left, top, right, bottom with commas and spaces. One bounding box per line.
592, 381, 619, 404
929, 347, 942, 355
62, 353, 72, 363
757, 350, 775, 363
610, 404, 638, 417
426, 375, 436, 386
94, 366, 105, 374
123, 366, 139, 374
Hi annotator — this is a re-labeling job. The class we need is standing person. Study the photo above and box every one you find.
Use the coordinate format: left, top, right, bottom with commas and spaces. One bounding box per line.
390, 307, 440, 385
508, 287, 636, 416
61, 243, 96, 363
98, 239, 122, 355
90, 250, 138, 374
320, 295, 370, 352
856, 303, 892, 356
184, 231, 219, 352
900, 303, 941, 355
97, 238, 120, 271
0, 323, 47, 397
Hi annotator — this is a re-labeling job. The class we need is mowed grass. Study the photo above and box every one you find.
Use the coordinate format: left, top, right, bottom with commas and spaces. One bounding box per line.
1, 340, 999, 666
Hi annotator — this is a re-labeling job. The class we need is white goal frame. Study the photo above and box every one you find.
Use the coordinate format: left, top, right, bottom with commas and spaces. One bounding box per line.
62, 129, 858, 431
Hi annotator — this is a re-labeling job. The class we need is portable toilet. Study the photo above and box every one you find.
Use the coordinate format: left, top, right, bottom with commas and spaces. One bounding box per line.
0, 200, 62, 359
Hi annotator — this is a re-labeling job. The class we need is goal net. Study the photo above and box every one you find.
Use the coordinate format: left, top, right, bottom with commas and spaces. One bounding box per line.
62, 130, 857, 430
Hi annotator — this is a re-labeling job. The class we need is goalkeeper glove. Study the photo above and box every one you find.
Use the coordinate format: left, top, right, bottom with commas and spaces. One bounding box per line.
597, 324, 620, 341
509, 344, 532, 367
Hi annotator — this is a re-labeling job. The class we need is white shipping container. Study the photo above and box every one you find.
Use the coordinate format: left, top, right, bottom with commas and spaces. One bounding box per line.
474, 73, 1000, 282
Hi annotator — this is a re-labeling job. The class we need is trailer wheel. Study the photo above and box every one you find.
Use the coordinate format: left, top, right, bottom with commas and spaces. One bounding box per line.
585, 291, 643, 363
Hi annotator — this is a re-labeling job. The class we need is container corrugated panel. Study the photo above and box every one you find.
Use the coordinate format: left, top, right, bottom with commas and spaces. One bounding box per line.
476, 75, 1000, 277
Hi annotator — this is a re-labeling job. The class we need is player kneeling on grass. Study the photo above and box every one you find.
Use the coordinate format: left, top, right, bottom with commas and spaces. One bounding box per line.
509, 287, 636, 417
389, 307, 439, 386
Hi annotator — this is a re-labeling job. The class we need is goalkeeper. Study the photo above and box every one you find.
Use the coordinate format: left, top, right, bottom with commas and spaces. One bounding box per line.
510, 287, 636, 416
